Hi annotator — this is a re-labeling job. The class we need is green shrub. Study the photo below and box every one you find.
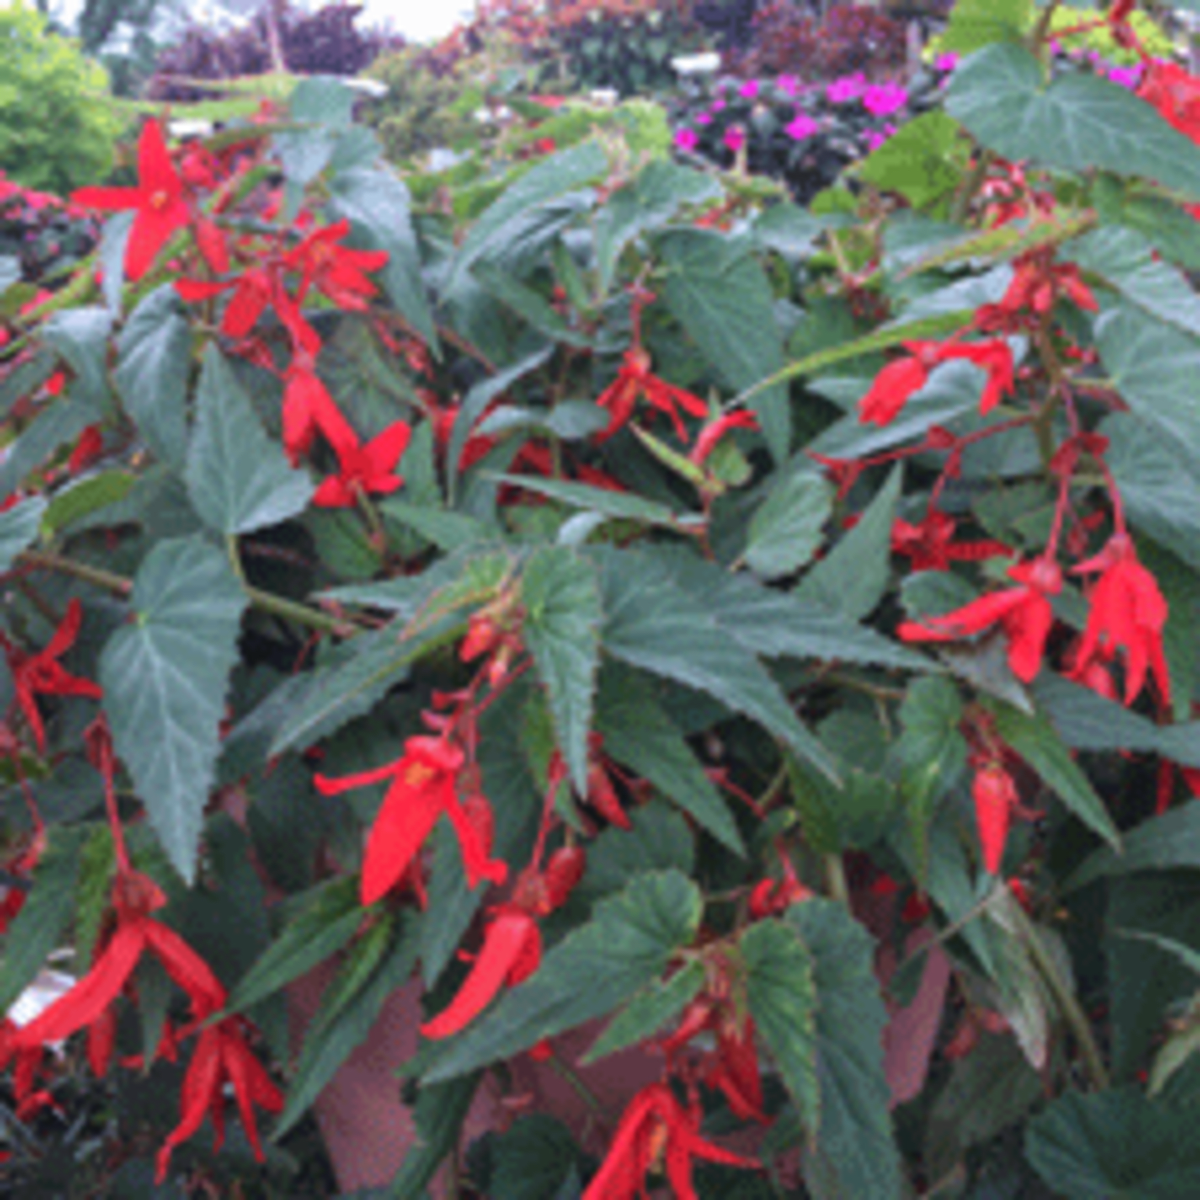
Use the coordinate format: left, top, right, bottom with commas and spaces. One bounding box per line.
0, 2, 121, 195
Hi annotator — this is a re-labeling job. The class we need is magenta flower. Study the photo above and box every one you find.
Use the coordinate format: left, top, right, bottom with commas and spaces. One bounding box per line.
1109, 66, 1143, 89
862, 83, 908, 117
826, 73, 866, 104
777, 74, 800, 96
711, 98, 727, 113
785, 113, 820, 141
723, 126, 746, 153
674, 128, 699, 152
934, 52, 958, 73
739, 79, 760, 99
862, 123, 897, 152
695, 111, 713, 125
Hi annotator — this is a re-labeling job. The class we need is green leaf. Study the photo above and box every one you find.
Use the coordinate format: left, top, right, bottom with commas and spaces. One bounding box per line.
788, 900, 900, 1200
331, 165, 437, 348
1118, 930, 1200, 978
100, 536, 247, 883
224, 877, 363, 1016
485, 1115, 584, 1200
743, 917, 819, 1128
1066, 801, 1200, 891
659, 228, 790, 462
797, 464, 900, 619
1026, 1087, 1200, 1199
1067, 226, 1200, 339
387, 1074, 482, 1200
0, 397, 97, 500
472, 261, 590, 348
594, 663, 743, 854
42, 472, 135, 537
946, 43, 1200, 200
0, 495, 45, 570
44, 307, 113, 414
521, 547, 601, 794
447, 141, 607, 292
0, 826, 85, 1014
593, 548, 838, 781
0, 348, 55, 418
114, 285, 191, 470
185, 345, 313, 536
986, 700, 1122, 851
745, 469, 834, 581
582, 958, 705, 1065
1096, 300, 1200, 469
1034, 672, 1165, 756
0, 256, 18, 295
575, 802, 695, 903
276, 911, 420, 1137
940, 0, 1032, 53
422, 870, 703, 1083
854, 113, 968, 209
491, 474, 690, 530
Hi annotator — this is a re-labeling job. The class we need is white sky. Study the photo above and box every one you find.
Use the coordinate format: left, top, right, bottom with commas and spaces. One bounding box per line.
360, 0, 476, 43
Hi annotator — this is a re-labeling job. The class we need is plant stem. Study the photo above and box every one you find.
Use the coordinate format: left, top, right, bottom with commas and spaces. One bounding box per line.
824, 852, 850, 908
548, 1054, 608, 1121
950, 150, 993, 225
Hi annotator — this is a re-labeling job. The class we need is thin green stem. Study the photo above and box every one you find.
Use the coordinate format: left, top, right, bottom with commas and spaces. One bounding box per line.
824, 853, 850, 908
548, 1054, 608, 1121
950, 150, 994, 225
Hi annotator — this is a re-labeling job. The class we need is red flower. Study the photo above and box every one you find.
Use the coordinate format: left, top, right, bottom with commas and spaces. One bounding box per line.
313, 421, 412, 508
72, 121, 194, 281
176, 267, 276, 340
897, 557, 1062, 683
891, 511, 1013, 572
858, 352, 930, 426
581, 1082, 756, 1200
690, 410, 759, 466
280, 364, 359, 466
596, 347, 709, 442
0, 599, 103, 752
1071, 532, 1171, 706
972, 761, 1019, 875
282, 220, 389, 310
314, 736, 507, 906
13, 871, 225, 1063
155, 1016, 283, 1183
420, 906, 541, 1039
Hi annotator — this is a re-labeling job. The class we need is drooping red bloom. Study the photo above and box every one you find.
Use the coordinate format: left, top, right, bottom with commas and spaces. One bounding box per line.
858, 338, 1015, 426
897, 556, 1062, 683
581, 1082, 756, 1200
891, 511, 1013, 572
1138, 59, 1200, 142
420, 906, 541, 1039
72, 120, 197, 281
280, 364, 359, 466
690, 410, 759, 466
972, 761, 1019, 875
312, 421, 412, 508
595, 347, 709, 442
155, 1016, 284, 1183
282, 220, 389, 309
314, 736, 507, 906
13, 871, 226, 1063
1071, 532, 1171, 706
0, 599, 103, 752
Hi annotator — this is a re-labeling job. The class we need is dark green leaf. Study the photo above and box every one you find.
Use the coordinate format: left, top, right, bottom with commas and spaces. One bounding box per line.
797, 464, 900, 618
100, 536, 246, 883
486, 1115, 584, 1200
423, 870, 703, 1082
582, 958, 705, 1065
472, 261, 590, 347
743, 917, 819, 1128
1066, 801, 1200, 891
1026, 1087, 1200, 1199
492, 475, 690, 530
115, 286, 191, 470
946, 43, 1200, 199
576, 803, 695, 904
185, 345, 313, 535
0, 495, 45, 571
745, 469, 834, 581
789, 900, 900, 1200
387, 1074, 482, 1200
44, 307, 112, 414
659, 228, 790, 462
521, 547, 602, 794
0, 396, 97, 499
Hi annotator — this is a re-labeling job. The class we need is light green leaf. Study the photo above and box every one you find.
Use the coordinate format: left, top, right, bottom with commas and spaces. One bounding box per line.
492, 474, 691, 530
946, 43, 1200, 199
422, 870, 703, 1083
186, 345, 313, 535
42, 472, 136, 537
114, 286, 190, 470
940, 0, 1032, 53
521, 547, 602, 794
99, 536, 246, 883
854, 112, 969, 208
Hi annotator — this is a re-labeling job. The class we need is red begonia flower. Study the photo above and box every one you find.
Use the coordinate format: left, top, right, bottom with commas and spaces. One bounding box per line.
596, 347, 709, 442
282, 220, 389, 309
972, 761, 1019, 875
581, 1081, 756, 1200
155, 1016, 283, 1183
0, 599, 102, 752
690, 410, 759, 465
72, 120, 193, 281
891, 511, 1013, 572
280, 365, 359, 466
315, 736, 507, 906
897, 556, 1062, 683
420, 906, 541, 1039
858, 353, 930, 426
1071, 532, 1171, 706
312, 421, 412, 508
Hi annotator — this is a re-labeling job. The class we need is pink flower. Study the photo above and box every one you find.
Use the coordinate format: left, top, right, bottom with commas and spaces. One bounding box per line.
826, 73, 866, 103
723, 126, 746, 152
674, 128, 699, 152
695, 111, 713, 125
777, 74, 800, 96
711, 98, 727, 112
1109, 66, 1143, 89
934, 52, 959, 73
785, 113, 820, 141
862, 83, 908, 117
739, 79, 759, 99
